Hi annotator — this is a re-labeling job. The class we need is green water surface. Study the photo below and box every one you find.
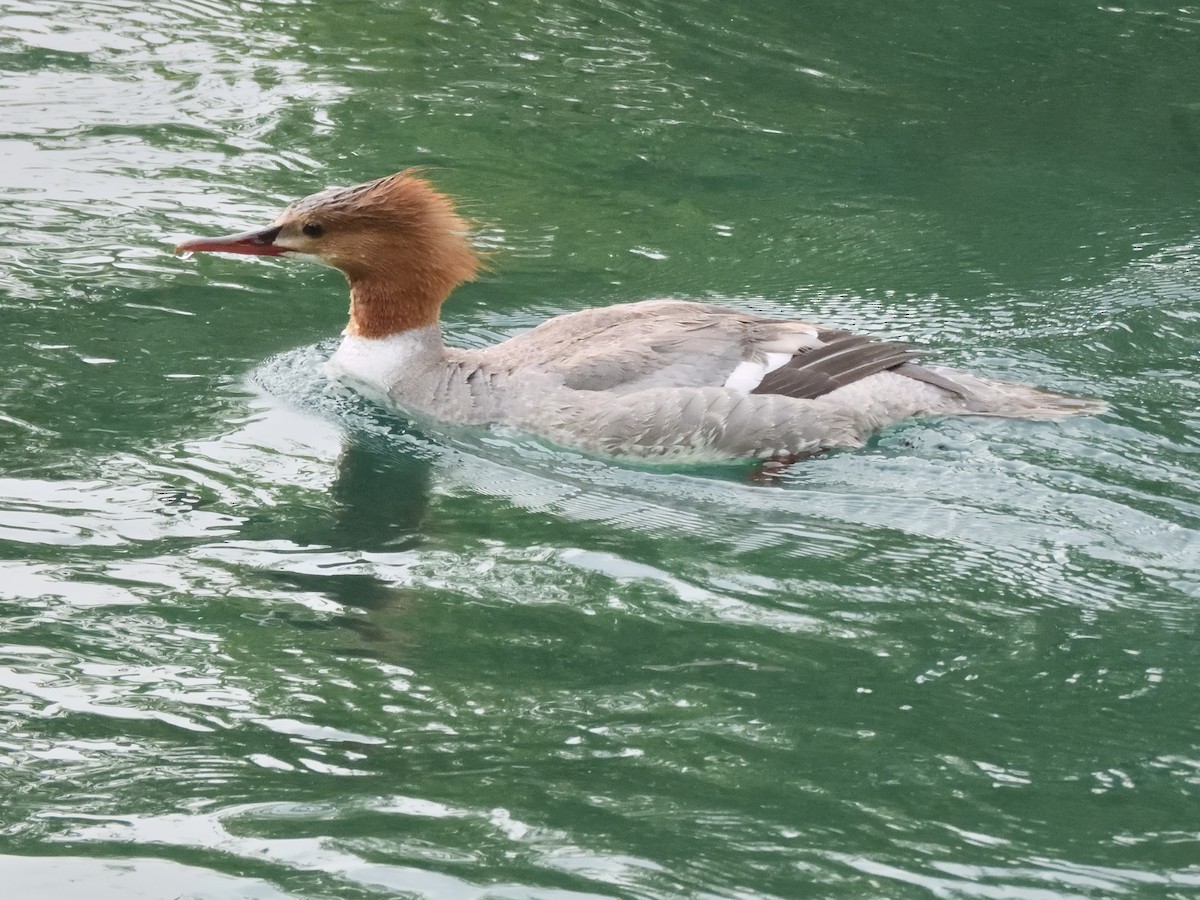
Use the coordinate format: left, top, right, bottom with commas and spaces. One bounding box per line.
2, 1, 1199, 897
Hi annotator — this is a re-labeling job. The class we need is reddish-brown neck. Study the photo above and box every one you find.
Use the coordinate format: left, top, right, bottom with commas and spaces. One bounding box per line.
340, 228, 480, 338
345, 272, 445, 337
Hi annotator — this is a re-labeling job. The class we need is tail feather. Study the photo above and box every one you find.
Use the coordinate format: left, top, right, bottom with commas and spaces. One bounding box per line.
910, 365, 1107, 420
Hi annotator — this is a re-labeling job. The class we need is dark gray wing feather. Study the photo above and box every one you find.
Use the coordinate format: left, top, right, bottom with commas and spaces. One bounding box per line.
751, 331, 920, 400
893, 362, 968, 398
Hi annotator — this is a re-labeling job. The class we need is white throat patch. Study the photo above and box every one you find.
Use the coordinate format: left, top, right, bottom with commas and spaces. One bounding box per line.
325, 328, 441, 404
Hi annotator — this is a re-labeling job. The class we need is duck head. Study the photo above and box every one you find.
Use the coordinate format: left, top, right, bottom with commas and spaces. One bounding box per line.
176, 170, 480, 337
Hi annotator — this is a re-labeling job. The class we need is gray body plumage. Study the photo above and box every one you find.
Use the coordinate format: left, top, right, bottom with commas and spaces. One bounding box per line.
326, 299, 1104, 461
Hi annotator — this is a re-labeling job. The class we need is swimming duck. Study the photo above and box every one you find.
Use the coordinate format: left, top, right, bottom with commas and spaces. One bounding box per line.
175, 171, 1104, 462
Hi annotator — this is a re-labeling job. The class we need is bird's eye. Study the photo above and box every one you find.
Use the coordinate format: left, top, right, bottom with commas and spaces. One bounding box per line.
302, 222, 324, 238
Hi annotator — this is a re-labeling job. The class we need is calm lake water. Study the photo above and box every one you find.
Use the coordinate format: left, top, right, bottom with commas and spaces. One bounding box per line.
2, 1, 1199, 897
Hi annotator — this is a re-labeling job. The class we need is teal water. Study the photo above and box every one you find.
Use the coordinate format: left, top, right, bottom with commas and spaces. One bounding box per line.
2, 1, 1199, 897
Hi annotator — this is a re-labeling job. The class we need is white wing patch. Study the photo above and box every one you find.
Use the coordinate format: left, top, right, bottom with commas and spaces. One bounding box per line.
723, 352, 793, 393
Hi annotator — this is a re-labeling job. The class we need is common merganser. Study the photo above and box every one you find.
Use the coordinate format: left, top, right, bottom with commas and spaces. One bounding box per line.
175, 171, 1105, 462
